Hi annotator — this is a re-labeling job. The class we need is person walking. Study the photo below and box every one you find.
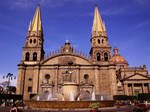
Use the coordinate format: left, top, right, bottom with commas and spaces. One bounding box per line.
10, 103, 17, 112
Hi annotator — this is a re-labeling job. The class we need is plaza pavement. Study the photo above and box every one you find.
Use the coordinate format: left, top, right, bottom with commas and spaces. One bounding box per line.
0, 105, 140, 112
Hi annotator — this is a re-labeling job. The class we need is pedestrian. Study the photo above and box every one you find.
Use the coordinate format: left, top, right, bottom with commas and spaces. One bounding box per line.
10, 103, 17, 112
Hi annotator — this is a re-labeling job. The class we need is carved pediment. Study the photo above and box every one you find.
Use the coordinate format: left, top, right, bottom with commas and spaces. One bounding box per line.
122, 73, 150, 81
80, 81, 94, 87
40, 81, 54, 88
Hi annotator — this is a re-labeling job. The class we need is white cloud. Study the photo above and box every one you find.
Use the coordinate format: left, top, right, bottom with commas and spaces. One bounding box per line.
7, 0, 97, 9
136, 0, 150, 5
101, 4, 130, 16
101, 0, 150, 16
44, 42, 61, 53
0, 24, 17, 32
136, 19, 150, 28
8, 0, 35, 9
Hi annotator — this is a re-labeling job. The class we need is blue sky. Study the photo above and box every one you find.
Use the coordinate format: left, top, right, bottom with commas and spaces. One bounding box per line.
0, 0, 150, 86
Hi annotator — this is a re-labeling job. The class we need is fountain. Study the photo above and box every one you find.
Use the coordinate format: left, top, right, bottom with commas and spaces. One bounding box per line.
77, 96, 80, 101
91, 92, 96, 101
69, 91, 75, 101
61, 93, 65, 101
101, 95, 104, 101
47, 93, 52, 101
25, 66, 115, 109
62, 81, 78, 101
37, 96, 40, 101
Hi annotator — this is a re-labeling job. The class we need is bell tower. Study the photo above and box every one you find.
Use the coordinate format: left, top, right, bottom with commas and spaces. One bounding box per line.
90, 6, 111, 63
22, 5, 44, 63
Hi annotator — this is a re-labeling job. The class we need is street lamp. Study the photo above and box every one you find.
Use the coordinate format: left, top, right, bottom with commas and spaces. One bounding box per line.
3, 73, 16, 94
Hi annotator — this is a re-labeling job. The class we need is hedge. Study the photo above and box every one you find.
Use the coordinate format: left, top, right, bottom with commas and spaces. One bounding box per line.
113, 93, 150, 101
0, 94, 22, 100
138, 93, 150, 101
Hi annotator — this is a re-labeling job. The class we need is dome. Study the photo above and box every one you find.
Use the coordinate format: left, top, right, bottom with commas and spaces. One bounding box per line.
110, 47, 128, 64
110, 55, 127, 63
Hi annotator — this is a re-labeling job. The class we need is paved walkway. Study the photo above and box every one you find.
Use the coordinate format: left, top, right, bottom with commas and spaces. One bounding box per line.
0, 105, 139, 112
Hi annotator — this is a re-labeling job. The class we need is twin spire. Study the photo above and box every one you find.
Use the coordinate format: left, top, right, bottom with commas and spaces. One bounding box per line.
92, 6, 107, 37
27, 5, 106, 38
28, 5, 43, 37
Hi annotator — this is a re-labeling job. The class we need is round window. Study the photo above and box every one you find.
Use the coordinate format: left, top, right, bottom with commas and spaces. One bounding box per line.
84, 74, 89, 80
28, 78, 32, 81
45, 74, 50, 80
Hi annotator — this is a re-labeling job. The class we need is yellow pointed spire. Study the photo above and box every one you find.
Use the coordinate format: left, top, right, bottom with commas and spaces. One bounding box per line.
92, 6, 107, 37
32, 5, 42, 32
27, 5, 43, 37
28, 20, 32, 31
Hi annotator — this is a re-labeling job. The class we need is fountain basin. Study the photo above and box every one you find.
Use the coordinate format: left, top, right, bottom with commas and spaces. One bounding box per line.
25, 100, 115, 109
62, 82, 79, 101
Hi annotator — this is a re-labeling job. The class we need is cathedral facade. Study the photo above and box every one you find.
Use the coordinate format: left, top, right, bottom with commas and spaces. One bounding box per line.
17, 6, 150, 100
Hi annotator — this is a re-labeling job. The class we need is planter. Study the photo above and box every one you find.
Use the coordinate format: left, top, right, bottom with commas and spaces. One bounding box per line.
90, 109, 98, 112
89, 102, 100, 112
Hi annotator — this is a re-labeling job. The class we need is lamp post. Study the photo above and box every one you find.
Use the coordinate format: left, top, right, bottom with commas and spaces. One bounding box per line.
3, 73, 16, 94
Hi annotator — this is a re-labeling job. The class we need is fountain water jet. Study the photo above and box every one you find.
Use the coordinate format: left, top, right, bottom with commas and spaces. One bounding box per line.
101, 95, 104, 101
91, 92, 96, 101
69, 91, 75, 101
47, 93, 52, 101
37, 96, 40, 101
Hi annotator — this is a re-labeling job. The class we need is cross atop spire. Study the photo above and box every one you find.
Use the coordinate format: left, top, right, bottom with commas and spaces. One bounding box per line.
92, 6, 107, 37
27, 5, 43, 37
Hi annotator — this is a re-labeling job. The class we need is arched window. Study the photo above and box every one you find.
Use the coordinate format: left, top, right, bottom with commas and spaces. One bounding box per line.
30, 39, 32, 44
97, 52, 101, 61
98, 39, 100, 44
25, 52, 30, 61
28, 86, 32, 92
104, 52, 108, 61
34, 39, 36, 44
33, 52, 37, 61
102, 39, 104, 44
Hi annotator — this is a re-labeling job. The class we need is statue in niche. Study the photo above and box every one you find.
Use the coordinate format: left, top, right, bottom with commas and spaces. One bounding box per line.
63, 69, 72, 82
62, 62, 73, 82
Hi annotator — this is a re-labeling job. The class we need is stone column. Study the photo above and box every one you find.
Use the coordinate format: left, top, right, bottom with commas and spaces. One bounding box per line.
55, 66, 59, 93
148, 83, 150, 93
76, 66, 80, 84
17, 66, 26, 95
142, 83, 144, 93
108, 65, 117, 99
132, 83, 134, 96
124, 83, 129, 95
94, 66, 100, 93
32, 66, 39, 94
122, 83, 125, 95
38, 70, 43, 93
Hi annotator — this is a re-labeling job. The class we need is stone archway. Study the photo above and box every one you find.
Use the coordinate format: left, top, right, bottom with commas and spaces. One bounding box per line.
80, 90, 91, 101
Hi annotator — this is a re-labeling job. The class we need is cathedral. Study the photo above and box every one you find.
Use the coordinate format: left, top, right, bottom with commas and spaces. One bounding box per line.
17, 5, 150, 100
